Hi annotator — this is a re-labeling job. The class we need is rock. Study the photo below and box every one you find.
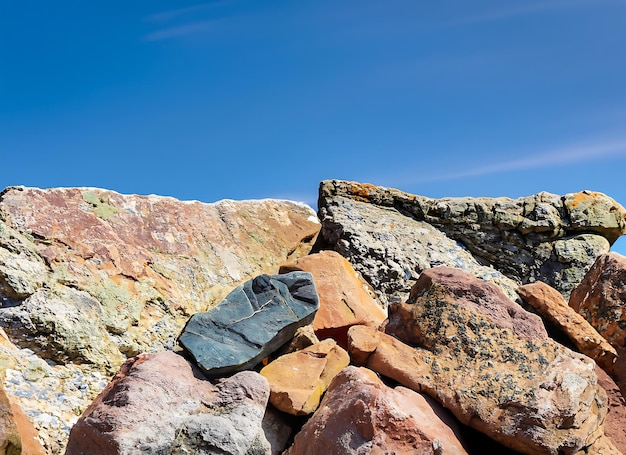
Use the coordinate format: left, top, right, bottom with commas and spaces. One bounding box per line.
0, 382, 46, 455
279, 250, 386, 348
518, 281, 617, 372
569, 252, 626, 396
261, 406, 293, 455
275, 324, 319, 356
349, 266, 613, 454
260, 339, 349, 415
0, 186, 320, 361
318, 180, 623, 298
285, 366, 469, 455
316, 186, 520, 305
178, 272, 319, 378
595, 365, 626, 454
65, 351, 271, 455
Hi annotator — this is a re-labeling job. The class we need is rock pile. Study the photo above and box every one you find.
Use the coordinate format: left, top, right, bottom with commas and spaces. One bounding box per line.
0, 180, 625, 454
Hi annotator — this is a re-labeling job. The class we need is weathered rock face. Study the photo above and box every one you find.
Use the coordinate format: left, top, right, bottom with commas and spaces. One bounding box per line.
260, 339, 349, 415
569, 253, 626, 396
316, 186, 519, 305
279, 250, 386, 347
65, 351, 271, 455
595, 366, 626, 454
0, 186, 320, 451
285, 366, 469, 455
0, 186, 320, 364
178, 272, 319, 378
518, 281, 617, 372
0, 382, 46, 455
350, 267, 613, 454
318, 180, 624, 298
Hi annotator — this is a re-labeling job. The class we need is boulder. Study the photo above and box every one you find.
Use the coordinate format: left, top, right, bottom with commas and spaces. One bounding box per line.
285, 366, 469, 455
178, 272, 319, 378
279, 250, 386, 348
569, 252, 626, 396
0, 186, 320, 362
349, 266, 614, 454
65, 351, 271, 455
518, 281, 617, 372
260, 339, 349, 415
316, 185, 519, 305
318, 180, 624, 298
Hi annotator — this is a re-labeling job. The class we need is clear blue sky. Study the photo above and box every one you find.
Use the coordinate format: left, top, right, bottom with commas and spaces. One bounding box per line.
2, 1, 626, 253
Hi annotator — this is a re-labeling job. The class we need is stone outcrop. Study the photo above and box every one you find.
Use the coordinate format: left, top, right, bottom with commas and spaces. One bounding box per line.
285, 366, 469, 455
260, 339, 349, 415
0, 186, 320, 364
318, 180, 625, 299
595, 366, 626, 454
0, 383, 46, 455
349, 267, 615, 454
279, 250, 386, 348
569, 253, 626, 396
518, 281, 617, 371
178, 272, 319, 378
65, 351, 271, 455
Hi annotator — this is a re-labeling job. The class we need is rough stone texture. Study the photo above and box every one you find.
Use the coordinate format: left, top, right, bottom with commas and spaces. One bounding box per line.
569, 252, 626, 397
260, 339, 349, 415
65, 351, 271, 455
178, 272, 319, 378
316, 190, 520, 305
261, 406, 292, 455
518, 281, 617, 372
285, 366, 469, 455
595, 365, 626, 454
279, 250, 386, 348
0, 382, 46, 455
0, 186, 319, 453
0, 186, 320, 363
349, 267, 614, 454
318, 180, 623, 298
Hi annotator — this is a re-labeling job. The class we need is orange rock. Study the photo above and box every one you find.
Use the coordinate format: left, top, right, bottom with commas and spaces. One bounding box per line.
595, 365, 626, 454
518, 281, 617, 372
0, 383, 46, 455
279, 250, 386, 348
260, 338, 349, 415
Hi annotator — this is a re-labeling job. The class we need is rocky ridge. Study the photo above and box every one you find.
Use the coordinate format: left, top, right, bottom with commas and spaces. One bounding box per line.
0, 180, 624, 454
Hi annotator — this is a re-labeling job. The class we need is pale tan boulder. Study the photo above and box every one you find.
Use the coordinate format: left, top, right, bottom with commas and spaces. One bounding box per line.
280, 250, 386, 348
518, 281, 617, 371
260, 338, 349, 415
285, 366, 468, 455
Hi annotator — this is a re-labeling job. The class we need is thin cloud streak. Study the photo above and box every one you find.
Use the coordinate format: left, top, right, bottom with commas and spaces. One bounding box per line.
413, 139, 626, 185
143, 21, 215, 42
146, 1, 230, 23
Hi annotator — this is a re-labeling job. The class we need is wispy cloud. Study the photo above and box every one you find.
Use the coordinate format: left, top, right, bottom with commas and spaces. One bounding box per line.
146, 1, 230, 23
414, 139, 626, 184
143, 20, 215, 42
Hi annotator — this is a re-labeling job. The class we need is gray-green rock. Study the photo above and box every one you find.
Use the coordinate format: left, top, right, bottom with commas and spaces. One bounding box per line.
179, 272, 319, 377
318, 180, 625, 298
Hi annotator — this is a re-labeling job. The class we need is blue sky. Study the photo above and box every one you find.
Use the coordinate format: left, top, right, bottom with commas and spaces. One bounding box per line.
2, 1, 626, 253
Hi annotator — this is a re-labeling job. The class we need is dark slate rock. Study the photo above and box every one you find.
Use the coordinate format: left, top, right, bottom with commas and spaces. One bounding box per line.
178, 272, 319, 378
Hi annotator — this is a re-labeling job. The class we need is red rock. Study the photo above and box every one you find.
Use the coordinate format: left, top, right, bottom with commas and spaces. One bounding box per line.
518, 281, 617, 371
260, 339, 349, 415
65, 351, 271, 455
280, 250, 386, 348
569, 252, 626, 395
595, 365, 626, 453
285, 366, 468, 455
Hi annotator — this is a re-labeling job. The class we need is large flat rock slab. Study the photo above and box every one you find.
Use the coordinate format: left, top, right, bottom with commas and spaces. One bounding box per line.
318, 180, 624, 299
178, 272, 319, 378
